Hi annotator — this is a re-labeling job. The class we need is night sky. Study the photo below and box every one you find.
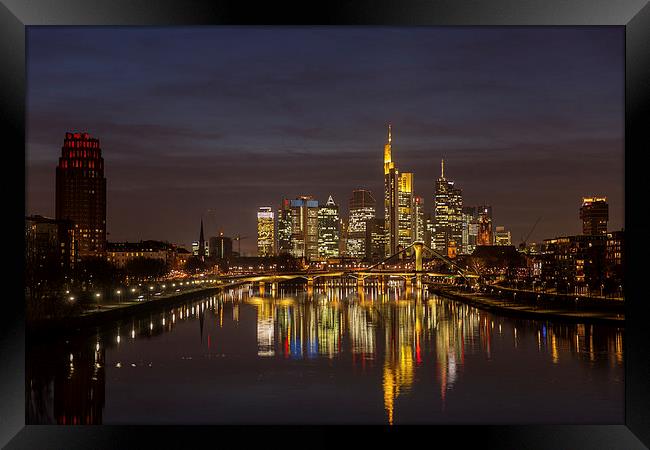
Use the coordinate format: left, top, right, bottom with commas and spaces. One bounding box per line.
26, 27, 624, 254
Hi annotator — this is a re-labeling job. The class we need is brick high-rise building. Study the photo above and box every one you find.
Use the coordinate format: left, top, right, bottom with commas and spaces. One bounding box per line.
55, 132, 106, 258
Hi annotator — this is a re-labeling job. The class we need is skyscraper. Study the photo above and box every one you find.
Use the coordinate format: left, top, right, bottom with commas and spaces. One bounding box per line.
318, 196, 340, 258
289, 196, 319, 260
580, 197, 608, 235
55, 132, 106, 258
433, 160, 463, 255
383, 124, 413, 257
397, 172, 414, 250
277, 199, 292, 255
461, 206, 479, 254
413, 196, 425, 243
257, 207, 275, 257
209, 233, 233, 259
365, 217, 387, 262
347, 189, 376, 259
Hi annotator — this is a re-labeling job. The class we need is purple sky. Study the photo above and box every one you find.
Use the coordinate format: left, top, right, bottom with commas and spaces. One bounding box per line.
26, 27, 624, 254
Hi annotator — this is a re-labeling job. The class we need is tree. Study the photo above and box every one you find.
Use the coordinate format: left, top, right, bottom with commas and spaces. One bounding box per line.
124, 257, 169, 281
184, 256, 207, 274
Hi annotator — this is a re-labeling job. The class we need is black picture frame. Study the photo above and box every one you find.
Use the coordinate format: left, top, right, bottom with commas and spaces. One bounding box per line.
2, 1, 648, 448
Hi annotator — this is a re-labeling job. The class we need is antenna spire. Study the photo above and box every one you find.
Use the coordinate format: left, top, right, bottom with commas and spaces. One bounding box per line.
441, 159, 445, 178
388, 123, 392, 144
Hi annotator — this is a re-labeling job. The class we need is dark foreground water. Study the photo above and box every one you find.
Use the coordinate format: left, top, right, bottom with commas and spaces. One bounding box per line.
27, 285, 624, 425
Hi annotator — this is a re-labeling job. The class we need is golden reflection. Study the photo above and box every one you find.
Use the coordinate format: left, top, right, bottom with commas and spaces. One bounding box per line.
195, 284, 625, 424
551, 333, 559, 364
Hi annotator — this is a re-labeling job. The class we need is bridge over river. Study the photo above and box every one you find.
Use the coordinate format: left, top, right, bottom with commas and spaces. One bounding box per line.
217, 242, 480, 294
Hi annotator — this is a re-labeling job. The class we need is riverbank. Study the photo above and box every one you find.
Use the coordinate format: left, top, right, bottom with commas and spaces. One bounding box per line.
27, 280, 247, 337
429, 285, 625, 325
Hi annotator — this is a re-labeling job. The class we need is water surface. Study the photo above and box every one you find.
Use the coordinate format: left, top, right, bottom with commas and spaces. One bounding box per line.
27, 285, 624, 425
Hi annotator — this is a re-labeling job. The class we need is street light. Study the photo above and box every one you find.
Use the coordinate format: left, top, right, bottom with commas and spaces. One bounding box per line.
95, 292, 101, 310
116, 289, 122, 304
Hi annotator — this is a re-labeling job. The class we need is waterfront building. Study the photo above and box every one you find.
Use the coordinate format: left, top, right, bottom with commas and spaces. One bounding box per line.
580, 196, 608, 235
433, 160, 463, 255
318, 196, 340, 258
605, 230, 624, 291
494, 226, 512, 246
347, 189, 376, 258
106, 240, 175, 267
277, 199, 292, 255
257, 207, 275, 257
55, 132, 106, 258
289, 196, 319, 260
541, 235, 607, 293
25, 215, 76, 275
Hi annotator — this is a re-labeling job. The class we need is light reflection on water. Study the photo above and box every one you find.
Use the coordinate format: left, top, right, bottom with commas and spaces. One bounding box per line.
27, 284, 624, 425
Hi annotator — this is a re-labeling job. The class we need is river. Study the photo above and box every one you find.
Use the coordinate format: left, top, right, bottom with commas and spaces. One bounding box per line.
26, 284, 624, 425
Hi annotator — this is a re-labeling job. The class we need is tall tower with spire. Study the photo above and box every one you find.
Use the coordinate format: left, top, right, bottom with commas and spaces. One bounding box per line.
384, 124, 399, 256
198, 218, 205, 261
383, 124, 415, 256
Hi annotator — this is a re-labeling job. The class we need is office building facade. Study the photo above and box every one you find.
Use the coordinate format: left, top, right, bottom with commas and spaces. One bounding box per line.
347, 189, 376, 258
433, 160, 463, 256
580, 197, 608, 235
318, 196, 340, 258
55, 132, 106, 258
257, 206, 275, 257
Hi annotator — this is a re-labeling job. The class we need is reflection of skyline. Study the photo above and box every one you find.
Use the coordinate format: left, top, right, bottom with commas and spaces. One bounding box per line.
27, 285, 624, 425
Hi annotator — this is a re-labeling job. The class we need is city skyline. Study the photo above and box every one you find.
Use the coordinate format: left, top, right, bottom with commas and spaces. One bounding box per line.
26, 27, 624, 253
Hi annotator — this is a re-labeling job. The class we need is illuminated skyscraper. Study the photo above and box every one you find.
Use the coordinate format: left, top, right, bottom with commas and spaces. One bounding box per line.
384, 124, 398, 257
413, 196, 425, 243
289, 196, 319, 260
277, 199, 292, 255
433, 160, 463, 255
397, 172, 414, 250
55, 132, 106, 258
461, 206, 479, 254
318, 196, 340, 258
424, 214, 435, 249
383, 125, 414, 256
580, 197, 608, 235
347, 189, 376, 258
257, 207, 275, 257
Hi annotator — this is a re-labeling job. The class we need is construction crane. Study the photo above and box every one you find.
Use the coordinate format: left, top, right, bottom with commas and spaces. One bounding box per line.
233, 235, 248, 256
520, 217, 541, 250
